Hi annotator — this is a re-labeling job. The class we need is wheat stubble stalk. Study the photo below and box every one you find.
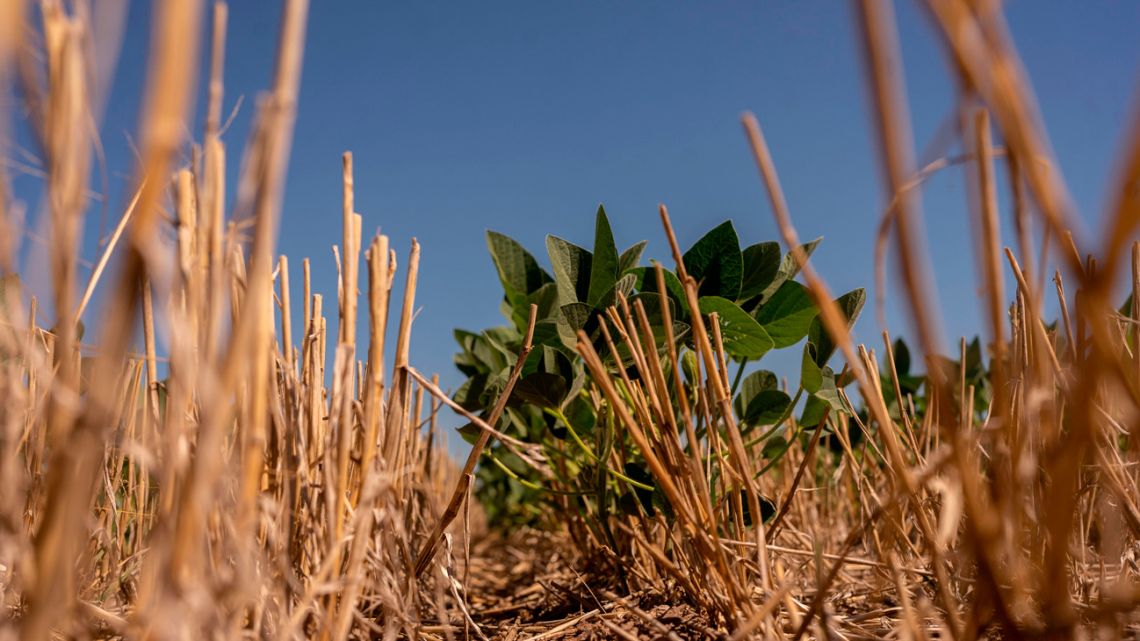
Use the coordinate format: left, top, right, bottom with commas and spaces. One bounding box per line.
414, 304, 539, 579
1, 1, 466, 638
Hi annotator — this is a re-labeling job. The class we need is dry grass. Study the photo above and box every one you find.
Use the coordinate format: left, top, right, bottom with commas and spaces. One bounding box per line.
2, 1, 1140, 640
0, 2, 463, 639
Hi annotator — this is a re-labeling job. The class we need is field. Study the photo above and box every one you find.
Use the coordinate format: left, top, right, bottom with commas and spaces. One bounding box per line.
2, 1, 1140, 639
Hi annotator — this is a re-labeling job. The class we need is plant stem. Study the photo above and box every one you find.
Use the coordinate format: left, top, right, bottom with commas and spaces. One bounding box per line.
730, 357, 750, 397
487, 454, 587, 495
547, 408, 597, 460
543, 409, 655, 491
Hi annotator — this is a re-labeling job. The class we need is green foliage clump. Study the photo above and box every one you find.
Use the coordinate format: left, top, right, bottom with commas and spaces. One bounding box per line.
453, 206, 866, 527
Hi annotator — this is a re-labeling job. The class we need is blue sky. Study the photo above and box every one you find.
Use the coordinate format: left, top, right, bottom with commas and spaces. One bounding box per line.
11, 2, 1140, 443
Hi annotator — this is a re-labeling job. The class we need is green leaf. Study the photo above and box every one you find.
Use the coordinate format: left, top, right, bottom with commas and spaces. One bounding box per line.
777, 237, 821, 283
800, 394, 828, 426
593, 272, 637, 310
698, 296, 774, 359
897, 373, 923, 395
629, 291, 674, 327
760, 495, 777, 523
618, 492, 643, 517
527, 282, 560, 319
760, 237, 821, 303
807, 288, 865, 367
586, 206, 619, 307
527, 320, 561, 351
652, 484, 676, 522
546, 235, 593, 306
762, 435, 788, 459
683, 221, 743, 300
484, 230, 552, 329
483, 327, 520, 357
511, 372, 568, 409
734, 369, 775, 416
457, 422, 481, 445
738, 242, 781, 302
964, 336, 984, 379
627, 266, 690, 317
557, 302, 594, 350
737, 369, 778, 395
563, 395, 597, 433
801, 344, 823, 393
618, 240, 648, 273
802, 365, 847, 424
815, 367, 846, 410
453, 331, 481, 374
487, 231, 552, 297
455, 329, 512, 374
500, 280, 559, 332
681, 350, 699, 384
754, 280, 817, 348
562, 370, 588, 411
522, 343, 573, 378
733, 370, 792, 427
623, 463, 657, 515
627, 292, 691, 349
733, 491, 777, 526
891, 337, 911, 376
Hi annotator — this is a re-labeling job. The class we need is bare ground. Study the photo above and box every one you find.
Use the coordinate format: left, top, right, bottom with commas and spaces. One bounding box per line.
444, 530, 918, 641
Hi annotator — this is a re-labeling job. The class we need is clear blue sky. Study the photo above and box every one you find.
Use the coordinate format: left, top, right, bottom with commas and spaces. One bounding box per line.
12, 2, 1140, 443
